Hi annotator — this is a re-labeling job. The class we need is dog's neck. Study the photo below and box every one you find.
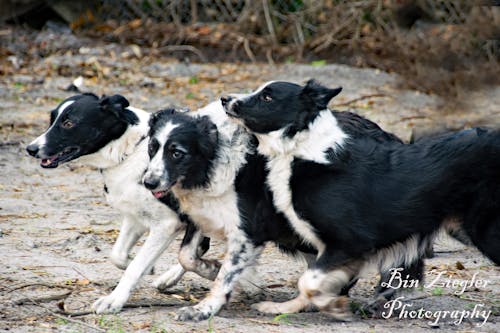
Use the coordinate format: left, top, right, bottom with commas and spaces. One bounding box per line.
256, 109, 348, 164
78, 107, 150, 170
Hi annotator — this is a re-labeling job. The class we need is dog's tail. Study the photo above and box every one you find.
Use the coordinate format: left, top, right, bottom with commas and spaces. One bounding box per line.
448, 128, 500, 265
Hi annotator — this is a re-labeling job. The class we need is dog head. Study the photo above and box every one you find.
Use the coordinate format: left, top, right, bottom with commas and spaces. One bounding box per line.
221, 80, 342, 136
26, 93, 138, 168
143, 111, 218, 198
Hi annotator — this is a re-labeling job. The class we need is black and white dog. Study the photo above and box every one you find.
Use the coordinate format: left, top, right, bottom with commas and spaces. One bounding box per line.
142, 99, 421, 321
26, 94, 220, 313
222, 80, 500, 319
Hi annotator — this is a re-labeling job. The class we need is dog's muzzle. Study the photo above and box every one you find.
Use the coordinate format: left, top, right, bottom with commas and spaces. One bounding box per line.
220, 96, 240, 117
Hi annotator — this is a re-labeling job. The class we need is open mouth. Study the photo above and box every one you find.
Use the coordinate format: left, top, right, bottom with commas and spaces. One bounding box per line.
151, 180, 177, 199
40, 147, 80, 168
152, 190, 169, 199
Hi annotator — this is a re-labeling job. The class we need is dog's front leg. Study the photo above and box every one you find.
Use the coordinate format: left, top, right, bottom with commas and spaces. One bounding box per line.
110, 215, 146, 270
176, 231, 262, 322
93, 217, 182, 314
154, 223, 216, 291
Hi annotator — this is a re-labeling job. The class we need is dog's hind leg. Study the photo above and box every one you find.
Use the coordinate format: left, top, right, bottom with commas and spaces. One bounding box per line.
466, 215, 500, 265
252, 251, 358, 315
93, 215, 183, 314
110, 215, 147, 270
252, 252, 316, 314
154, 223, 216, 292
176, 231, 263, 321
297, 253, 362, 321
360, 257, 425, 318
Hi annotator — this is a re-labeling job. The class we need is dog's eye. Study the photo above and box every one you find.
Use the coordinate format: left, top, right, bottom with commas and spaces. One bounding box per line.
261, 94, 273, 102
62, 119, 74, 129
171, 150, 184, 160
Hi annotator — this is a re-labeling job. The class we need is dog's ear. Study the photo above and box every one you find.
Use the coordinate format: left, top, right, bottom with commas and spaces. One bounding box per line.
302, 79, 342, 110
100, 94, 129, 113
196, 116, 218, 158
100, 94, 138, 125
148, 108, 176, 130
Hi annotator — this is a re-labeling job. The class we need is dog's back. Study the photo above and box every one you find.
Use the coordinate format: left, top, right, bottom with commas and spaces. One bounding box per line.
290, 128, 500, 265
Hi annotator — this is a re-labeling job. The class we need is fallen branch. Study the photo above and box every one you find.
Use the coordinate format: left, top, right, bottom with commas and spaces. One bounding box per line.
9, 282, 72, 293
14, 290, 73, 305
331, 93, 388, 107
10, 289, 105, 332
56, 300, 186, 317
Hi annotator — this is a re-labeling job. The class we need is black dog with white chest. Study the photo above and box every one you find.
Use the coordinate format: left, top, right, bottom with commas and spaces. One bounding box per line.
143, 100, 431, 321
222, 80, 500, 319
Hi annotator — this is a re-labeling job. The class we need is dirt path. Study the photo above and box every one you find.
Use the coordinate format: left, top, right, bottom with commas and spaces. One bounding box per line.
0, 49, 499, 332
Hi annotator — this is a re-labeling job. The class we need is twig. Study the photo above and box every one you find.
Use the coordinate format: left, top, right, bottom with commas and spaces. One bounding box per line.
122, 301, 185, 309
158, 45, 207, 62
56, 309, 94, 317
70, 266, 104, 287
243, 38, 257, 63
331, 94, 388, 107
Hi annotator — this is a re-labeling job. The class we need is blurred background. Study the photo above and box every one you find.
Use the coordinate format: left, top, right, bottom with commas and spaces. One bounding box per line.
1, 0, 499, 97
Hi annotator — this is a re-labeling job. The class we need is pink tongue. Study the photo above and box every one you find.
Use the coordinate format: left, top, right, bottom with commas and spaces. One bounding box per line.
41, 158, 51, 166
153, 191, 164, 199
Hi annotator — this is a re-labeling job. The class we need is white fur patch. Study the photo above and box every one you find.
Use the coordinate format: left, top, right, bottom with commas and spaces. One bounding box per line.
142, 121, 179, 189
266, 155, 326, 255
257, 109, 348, 162
257, 109, 350, 256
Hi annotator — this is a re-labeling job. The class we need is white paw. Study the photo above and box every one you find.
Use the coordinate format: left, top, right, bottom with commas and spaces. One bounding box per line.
175, 305, 212, 322
92, 293, 128, 314
153, 264, 185, 292
251, 301, 287, 314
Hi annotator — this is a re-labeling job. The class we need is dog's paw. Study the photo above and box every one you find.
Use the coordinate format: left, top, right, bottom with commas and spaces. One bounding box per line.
251, 301, 286, 314
92, 294, 127, 314
321, 296, 353, 322
153, 264, 185, 292
175, 306, 211, 322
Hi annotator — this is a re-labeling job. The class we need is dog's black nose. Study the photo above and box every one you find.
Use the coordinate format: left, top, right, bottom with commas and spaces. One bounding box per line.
143, 177, 160, 190
26, 143, 39, 157
220, 96, 233, 107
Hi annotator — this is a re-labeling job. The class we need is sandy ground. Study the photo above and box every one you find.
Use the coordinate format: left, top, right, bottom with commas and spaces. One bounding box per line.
0, 48, 499, 332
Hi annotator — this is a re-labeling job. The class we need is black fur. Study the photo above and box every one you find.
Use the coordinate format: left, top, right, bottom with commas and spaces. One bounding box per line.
227, 80, 500, 270
224, 80, 341, 138
147, 112, 218, 190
